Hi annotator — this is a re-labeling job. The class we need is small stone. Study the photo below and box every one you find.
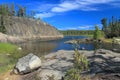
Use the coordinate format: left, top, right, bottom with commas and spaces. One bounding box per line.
13, 68, 19, 74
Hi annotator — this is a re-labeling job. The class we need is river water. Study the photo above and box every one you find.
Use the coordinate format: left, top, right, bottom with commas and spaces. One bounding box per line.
17, 36, 114, 56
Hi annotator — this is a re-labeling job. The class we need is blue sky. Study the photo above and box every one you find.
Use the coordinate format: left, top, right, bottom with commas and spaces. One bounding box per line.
0, 0, 120, 30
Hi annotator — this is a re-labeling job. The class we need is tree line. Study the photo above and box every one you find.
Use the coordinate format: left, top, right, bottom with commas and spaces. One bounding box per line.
60, 30, 94, 36
101, 16, 120, 38
0, 3, 36, 18
0, 3, 37, 33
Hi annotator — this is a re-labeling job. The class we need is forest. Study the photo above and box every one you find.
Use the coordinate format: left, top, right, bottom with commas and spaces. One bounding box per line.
61, 16, 120, 39
60, 30, 94, 36
101, 16, 120, 38
0, 3, 35, 18
0, 3, 38, 33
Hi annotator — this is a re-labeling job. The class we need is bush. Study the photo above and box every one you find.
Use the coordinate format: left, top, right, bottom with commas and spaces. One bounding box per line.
64, 43, 90, 80
93, 25, 104, 39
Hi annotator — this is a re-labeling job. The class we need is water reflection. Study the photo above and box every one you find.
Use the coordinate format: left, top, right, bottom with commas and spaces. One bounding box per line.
17, 36, 120, 56
18, 41, 58, 56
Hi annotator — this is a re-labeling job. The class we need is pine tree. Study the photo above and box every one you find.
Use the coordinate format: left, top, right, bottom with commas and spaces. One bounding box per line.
101, 18, 107, 38
11, 3, 15, 16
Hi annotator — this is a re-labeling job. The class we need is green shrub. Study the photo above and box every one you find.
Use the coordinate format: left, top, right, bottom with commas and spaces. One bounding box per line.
93, 25, 104, 39
64, 43, 90, 80
74, 49, 89, 71
0, 43, 24, 73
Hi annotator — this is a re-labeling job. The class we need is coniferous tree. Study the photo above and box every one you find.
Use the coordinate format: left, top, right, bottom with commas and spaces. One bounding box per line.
101, 18, 107, 37
101, 16, 120, 38
11, 3, 15, 16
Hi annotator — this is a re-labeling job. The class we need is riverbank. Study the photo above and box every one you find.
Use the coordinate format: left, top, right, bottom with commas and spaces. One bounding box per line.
1, 49, 120, 80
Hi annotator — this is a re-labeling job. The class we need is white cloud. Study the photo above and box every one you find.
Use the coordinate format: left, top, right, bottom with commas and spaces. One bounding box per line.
33, 0, 120, 18
80, 7, 98, 11
78, 25, 94, 30
111, 3, 120, 8
78, 26, 91, 29
34, 12, 54, 18
51, 0, 116, 13
77, 0, 114, 4
52, 2, 80, 12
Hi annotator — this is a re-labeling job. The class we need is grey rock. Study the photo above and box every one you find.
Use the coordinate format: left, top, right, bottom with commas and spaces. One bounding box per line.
113, 38, 120, 45
14, 53, 41, 74
51, 60, 74, 71
42, 59, 58, 67
64, 40, 77, 44
36, 49, 120, 79
38, 69, 64, 80
112, 57, 120, 62
38, 50, 74, 80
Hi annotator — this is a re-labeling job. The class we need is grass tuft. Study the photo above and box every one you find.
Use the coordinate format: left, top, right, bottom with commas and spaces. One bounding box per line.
0, 43, 18, 54
0, 43, 24, 73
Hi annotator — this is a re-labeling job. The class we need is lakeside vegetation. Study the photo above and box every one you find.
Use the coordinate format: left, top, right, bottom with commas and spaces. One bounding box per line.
60, 30, 94, 37
64, 43, 89, 80
101, 16, 120, 38
0, 43, 17, 54
60, 16, 120, 43
0, 43, 24, 73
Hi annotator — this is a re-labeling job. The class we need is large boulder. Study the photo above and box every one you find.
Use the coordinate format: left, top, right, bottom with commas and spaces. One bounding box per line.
14, 53, 41, 74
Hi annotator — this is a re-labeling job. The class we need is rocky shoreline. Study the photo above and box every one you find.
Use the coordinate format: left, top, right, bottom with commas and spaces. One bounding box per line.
10, 49, 120, 80
0, 32, 63, 43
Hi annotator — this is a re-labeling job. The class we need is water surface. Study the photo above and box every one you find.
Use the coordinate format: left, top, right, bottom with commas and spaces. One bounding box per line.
17, 36, 115, 56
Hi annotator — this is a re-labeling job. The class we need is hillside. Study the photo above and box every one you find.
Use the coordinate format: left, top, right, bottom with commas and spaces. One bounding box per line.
1, 16, 63, 41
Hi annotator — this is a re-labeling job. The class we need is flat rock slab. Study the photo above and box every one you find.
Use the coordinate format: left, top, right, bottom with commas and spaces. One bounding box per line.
38, 50, 74, 80
37, 49, 120, 80
38, 70, 64, 80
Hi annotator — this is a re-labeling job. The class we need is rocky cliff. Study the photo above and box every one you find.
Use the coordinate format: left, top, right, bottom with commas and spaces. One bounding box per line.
3, 17, 63, 41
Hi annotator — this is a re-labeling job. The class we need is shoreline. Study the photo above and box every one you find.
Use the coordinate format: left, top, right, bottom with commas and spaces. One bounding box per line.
0, 32, 64, 43
0, 49, 120, 80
